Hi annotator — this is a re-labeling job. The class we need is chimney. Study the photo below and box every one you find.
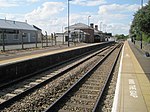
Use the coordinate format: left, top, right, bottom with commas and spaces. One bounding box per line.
25, 20, 27, 23
5, 17, 6, 22
95, 25, 98, 30
90, 23, 94, 28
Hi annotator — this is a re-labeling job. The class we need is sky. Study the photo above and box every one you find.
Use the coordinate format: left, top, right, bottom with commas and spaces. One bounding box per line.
0, 0, 149, 35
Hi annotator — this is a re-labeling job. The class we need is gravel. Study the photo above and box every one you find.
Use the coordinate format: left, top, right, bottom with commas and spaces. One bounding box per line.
57, 45, 121, 111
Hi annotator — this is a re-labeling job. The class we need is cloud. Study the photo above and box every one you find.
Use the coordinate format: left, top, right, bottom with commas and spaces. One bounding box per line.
98, 4, 139, 14
71, 0, 106, 6
0, 0, 18, 7
0, 1, 66, 34
24, 2, 65, 33
0, 0, 39, 8
0, 1, 140, 35
111, 23, 130, 35
25, 2, 65, 21
26, 0, 40, 3
97, 4, 140, 35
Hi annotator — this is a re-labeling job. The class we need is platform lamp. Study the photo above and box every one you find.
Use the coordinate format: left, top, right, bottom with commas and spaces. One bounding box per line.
100, 22, 102, 31
140, 0, 143, 49
67, 0, 72, 47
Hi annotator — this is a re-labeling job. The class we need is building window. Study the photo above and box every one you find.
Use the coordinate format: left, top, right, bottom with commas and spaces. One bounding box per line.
22, 33, 27, 37
0, 34, 7, 40
32, 34, 36, 38
13, 34, 19, 40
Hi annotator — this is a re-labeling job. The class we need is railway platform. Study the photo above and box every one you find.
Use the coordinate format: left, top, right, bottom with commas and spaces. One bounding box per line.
0, 42, 112, 66
0, 43, 87, 65
112, 41, 150, 112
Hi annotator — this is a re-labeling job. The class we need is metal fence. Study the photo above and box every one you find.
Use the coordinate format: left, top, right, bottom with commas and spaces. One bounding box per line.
0, 40, 64, 51
134, 40, 150, 54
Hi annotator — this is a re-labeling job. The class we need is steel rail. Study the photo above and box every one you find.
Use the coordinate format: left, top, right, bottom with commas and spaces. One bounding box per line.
44, 43, 122, 112
92, 43, 123, 112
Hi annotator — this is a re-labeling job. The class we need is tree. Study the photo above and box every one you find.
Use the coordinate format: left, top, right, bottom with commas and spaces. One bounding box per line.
130, 1, 150, 42
138, 2, 150, 35
115, 34, 129, 40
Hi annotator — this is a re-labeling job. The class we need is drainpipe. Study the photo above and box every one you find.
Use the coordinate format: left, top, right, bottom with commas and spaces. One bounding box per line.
35, 31, 37, 48
2, 30, 5, 52
21, 31, 24, 49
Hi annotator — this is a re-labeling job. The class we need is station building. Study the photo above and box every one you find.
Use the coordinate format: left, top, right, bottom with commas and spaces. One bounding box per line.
64, 23, 111, 43
0, 19, 42, 45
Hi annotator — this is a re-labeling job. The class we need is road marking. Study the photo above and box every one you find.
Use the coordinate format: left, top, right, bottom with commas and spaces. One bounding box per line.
128, 79, 138, 98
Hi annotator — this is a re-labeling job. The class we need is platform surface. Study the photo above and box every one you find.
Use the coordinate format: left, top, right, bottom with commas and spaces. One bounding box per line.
112, 41, 150, 112
0, 43, 99, 66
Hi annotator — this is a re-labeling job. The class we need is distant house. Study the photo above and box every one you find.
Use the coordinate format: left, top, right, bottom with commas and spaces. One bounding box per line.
0, 19, 41, 45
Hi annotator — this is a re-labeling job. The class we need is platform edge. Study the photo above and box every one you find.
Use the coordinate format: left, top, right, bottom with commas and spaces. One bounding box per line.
112, 44, 125, 112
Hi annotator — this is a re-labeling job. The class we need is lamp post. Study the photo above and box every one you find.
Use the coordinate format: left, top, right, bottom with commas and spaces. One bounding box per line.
88, 15, 91, 27
100, 22, 102, 31
141, 0, 143, 7
67, 0, 72, 47
140, 0, 143, 49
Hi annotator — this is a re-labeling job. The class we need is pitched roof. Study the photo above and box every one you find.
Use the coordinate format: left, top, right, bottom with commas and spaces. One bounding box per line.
0, 19, 37, 31
33, 25, 42, 31
65, 23, 93, 31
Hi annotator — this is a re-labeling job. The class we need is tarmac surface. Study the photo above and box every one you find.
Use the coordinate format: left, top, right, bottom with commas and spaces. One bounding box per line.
129, 41, 150, 80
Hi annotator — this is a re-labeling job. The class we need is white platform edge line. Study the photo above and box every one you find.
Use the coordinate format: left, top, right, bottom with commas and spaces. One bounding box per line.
111, 43, 125, 112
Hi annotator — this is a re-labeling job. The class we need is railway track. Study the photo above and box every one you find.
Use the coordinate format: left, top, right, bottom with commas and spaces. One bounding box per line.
0, 43, 120, 111
45, 43, 123, 112
0, 43, 113, 89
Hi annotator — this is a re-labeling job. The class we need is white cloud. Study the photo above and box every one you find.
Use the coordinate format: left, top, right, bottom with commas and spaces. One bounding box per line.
71, 0, 106, 6
97, 4, 140, 35
26, 0, 39, 3
0, 0, 18, 7
98, 4, 139, 14
25, 2, 65, 21
0, 1, 140, 35
0, 1, 66, 34
24, 2, 65, 33
0, 0, 39, 8
111, 23, 130, 35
